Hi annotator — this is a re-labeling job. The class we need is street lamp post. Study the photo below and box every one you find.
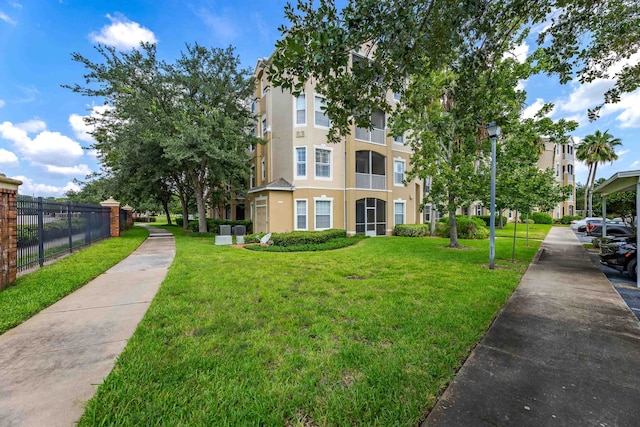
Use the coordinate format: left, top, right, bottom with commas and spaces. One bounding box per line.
487, 122, 501, 270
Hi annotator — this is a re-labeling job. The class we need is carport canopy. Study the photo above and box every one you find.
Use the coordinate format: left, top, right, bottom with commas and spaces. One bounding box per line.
593, 169, 639, 288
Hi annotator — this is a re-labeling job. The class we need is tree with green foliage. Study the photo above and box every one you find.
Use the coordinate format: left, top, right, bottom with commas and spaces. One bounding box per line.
575, 130, 622, 217
271, 0, 640, 138
66, 43, 259, 232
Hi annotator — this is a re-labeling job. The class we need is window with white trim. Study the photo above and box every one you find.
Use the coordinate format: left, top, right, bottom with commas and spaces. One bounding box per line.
295, 147, 307, 178
314, 95, 330, 127
315, 199, 332, 230
394, 159, 405, 185
394, 201, 405, 226
261, 158, 266, 180
261, 116, 267, 137
295, 94, 306, 125
394, 134, 405, 144
295, 199, 308, 230
250, 165, 255, 188
315, 148, 331, 178
476, 204, 483, 216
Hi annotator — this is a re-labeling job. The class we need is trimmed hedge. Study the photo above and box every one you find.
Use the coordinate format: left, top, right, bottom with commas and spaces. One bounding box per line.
531, 212, 553, 224
437, 215, 489, 239
394, 224, 430, 237
271, 229, 347, 247
559, 215, 581, 225
475, 215, 508, 227
184, 218, 253, 234
245, 235, 366, 252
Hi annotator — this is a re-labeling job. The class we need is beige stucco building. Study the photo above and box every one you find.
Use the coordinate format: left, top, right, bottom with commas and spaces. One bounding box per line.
245, 54, 423, 235
536, 137, 577, 219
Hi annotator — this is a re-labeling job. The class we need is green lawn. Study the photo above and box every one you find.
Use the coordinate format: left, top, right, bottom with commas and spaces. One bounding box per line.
80, 228, 542, 426
494, 222, 552, 240
0, 226, 148, 334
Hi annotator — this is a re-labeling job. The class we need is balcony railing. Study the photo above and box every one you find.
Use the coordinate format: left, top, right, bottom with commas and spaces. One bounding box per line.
356, 173, 386, 190
355, 127, 385, 144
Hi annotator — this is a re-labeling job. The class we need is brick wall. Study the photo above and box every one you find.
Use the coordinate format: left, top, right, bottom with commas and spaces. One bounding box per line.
0, 188, 18, 290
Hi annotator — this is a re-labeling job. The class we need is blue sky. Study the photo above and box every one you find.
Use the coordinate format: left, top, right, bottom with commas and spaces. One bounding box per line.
0, 1, 638, 197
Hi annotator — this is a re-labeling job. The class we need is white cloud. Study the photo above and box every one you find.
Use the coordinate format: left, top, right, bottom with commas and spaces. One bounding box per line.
0, 121, 84, 166
515, 79, 527, 91
13, 176, 80, 197
617, 149, 630, 157
0, 148, 19, 167
521, 98, 554, 120
631, 160, 640, 168
198, 8, 238, 41
41, 164, 92, 176
504, 41, 529, 64
0, 10, 17, 25
69, 105, 112, 143
0, 99, 5, 108
89, 14, 157, 50
554, 79, 616, 114
17, 119, 46, 133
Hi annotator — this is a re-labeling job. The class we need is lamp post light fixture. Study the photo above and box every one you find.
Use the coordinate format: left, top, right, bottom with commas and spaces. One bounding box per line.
487, 122, 501, 270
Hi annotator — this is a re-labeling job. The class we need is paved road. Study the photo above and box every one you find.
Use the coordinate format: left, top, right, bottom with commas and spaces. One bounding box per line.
574, 229, 640, 320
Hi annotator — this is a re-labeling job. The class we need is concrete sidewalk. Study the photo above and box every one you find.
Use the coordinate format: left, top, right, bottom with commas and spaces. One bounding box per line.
425, 226, 640, 427
0, 226, 174, 427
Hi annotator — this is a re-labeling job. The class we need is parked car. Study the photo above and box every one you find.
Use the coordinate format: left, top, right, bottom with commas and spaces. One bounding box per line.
586, 219, 633, 237
599, 236, 637, 280
571, 217, 603, 232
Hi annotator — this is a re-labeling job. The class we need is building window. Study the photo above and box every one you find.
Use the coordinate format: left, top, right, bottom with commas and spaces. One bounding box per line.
394, 159, 405, 185
315, 199, 332, 230
250, 165, 255, 188
315, 147, 331, 178
394, 134, 405, 144
251, 98, 257, 114
262, 116, 267, 137
295, 94, 306, 126
261, 158, 266, 180
295, 147, 307, 178
476, 204, 483, 216
295, 199, 307, 230
425, 176, 432, 193
314, 95, 330, 128
394, 201, 405, 226
393, 92, 401, 101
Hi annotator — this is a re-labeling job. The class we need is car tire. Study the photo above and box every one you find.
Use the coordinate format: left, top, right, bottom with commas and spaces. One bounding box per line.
628, 258, 637, 281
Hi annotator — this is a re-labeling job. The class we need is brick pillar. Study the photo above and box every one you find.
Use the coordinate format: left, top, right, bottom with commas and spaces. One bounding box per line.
122, 205, 134, 231
100, 197, 121, 237
0, 174, 22, 290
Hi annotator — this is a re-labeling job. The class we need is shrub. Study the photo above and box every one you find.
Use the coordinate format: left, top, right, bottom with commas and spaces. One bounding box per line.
475, 215, 508, 228
270, 229, 346, 247
520, 218, 535, 224
394, 224, 430, 237
560, 215, 581, 225
245, 234, 366, 252
531, 212, 553, 224
437, 216, 489, 239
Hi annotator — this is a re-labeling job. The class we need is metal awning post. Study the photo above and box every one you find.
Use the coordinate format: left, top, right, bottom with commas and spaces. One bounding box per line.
602, 196, 607, 237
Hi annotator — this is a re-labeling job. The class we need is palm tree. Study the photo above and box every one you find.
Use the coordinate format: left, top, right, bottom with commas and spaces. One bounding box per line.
576, 130, 622, 217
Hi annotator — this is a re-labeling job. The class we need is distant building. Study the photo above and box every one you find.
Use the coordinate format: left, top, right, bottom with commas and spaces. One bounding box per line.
536, 137, 576, 219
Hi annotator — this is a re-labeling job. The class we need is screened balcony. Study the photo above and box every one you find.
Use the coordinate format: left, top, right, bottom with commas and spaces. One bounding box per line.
355, 151, 386, 190
355, 109, 386, 145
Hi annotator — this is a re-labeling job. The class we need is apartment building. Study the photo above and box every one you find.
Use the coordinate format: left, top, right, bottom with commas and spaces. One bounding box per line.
245, 53, 424, 235
536, 136, 577, 218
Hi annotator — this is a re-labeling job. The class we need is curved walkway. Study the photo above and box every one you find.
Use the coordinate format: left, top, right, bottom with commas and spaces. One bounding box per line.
425, 226, 640, 426
0, 226, 174, 427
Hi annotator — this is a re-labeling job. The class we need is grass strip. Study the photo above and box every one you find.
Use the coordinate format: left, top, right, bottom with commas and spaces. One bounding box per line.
0, 226, 149, 334
494, 223, 552, 240
80, 228, 541, 426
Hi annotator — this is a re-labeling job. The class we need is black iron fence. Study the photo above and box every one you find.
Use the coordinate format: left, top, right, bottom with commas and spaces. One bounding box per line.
17, 197, 111, 272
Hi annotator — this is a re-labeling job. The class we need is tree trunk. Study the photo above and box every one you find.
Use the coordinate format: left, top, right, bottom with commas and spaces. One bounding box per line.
589, 163, 598, 218
512, 209, 518, 262
188, 171, 209, 233
162, 200, 172, 225
584, 164, 593, 217
448, 194, 460, 248
179, 194, 189, 229
430, 205, 436, 236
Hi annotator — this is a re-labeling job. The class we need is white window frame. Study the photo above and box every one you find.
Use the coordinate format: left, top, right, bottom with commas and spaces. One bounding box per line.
261, 158, 266, 180
314, 146, 333, 180
393, 159, 405, 186
394, 200, 406, 226
261, 115, 267, 137
314, 94, 330, 128
294, 93, 306, 126
314, 197, 333, 231
294, 146, 307, 179
250, 165, 255, 189
294, 199, 308, 231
